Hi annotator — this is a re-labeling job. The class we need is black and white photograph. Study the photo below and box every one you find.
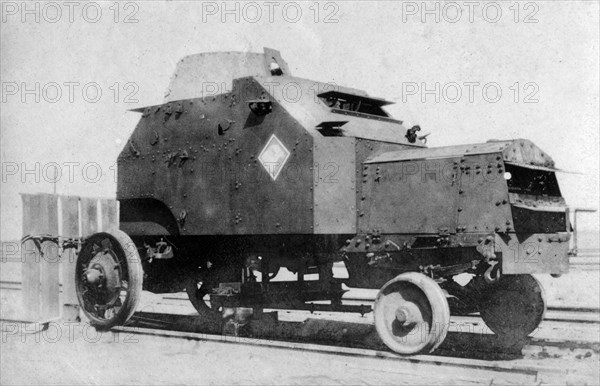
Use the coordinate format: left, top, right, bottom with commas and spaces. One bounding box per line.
1, 1, 599, 384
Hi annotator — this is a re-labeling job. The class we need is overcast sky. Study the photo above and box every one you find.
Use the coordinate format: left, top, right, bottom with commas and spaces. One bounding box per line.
1, 1, 599, 239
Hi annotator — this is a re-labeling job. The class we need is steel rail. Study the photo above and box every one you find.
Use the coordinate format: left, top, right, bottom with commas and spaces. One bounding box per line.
112, 324, 565, 382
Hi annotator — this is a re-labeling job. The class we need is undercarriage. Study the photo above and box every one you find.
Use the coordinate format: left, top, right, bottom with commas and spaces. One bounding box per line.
73, 230, 561, 354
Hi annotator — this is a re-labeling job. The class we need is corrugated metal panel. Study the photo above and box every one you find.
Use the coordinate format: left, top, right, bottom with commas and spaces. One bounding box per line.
21, 194, 59, 322
19, 194, 119, 323
80, 197, 99, 237
59, 196, 80, 314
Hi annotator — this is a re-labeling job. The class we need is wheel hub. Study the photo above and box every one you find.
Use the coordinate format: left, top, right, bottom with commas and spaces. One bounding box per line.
83, 251, 122, 303
395, 303, 419, 326
85, 265, 105, 286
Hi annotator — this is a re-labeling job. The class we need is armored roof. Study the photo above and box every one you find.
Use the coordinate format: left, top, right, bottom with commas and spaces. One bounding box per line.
252, 76, 419, 145
365, 139, 556, 168
143, 48, 424, 146
164, 48, 290, 102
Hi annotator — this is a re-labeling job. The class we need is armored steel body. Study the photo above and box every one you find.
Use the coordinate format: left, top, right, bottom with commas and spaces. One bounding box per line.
75, 48, 571, 354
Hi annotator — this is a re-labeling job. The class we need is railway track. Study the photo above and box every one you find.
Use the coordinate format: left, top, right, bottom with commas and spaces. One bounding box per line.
2, 313, 594, 385
104, 310, 598, 385
122, 309, 600, 352
110, 325, 550, 384
2, 287, 598, 383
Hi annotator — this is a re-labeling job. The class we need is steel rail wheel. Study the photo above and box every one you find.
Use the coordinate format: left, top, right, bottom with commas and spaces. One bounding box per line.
373, 272, 450, 355
185, 275, 221, 316
76, 230, 143, 329
479, 274, 546, 339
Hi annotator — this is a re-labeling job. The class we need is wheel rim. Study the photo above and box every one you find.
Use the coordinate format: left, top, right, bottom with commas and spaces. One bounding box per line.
480, 274, 546, 339
185, 276, 221, 315
374, 273, 450, 355
76, 232, 141, 326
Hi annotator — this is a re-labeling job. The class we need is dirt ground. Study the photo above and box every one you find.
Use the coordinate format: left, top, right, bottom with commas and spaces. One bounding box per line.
1, 318, 597, 386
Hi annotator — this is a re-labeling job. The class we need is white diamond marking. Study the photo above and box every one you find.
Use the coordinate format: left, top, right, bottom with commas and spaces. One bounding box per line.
258, 134, 290, 181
